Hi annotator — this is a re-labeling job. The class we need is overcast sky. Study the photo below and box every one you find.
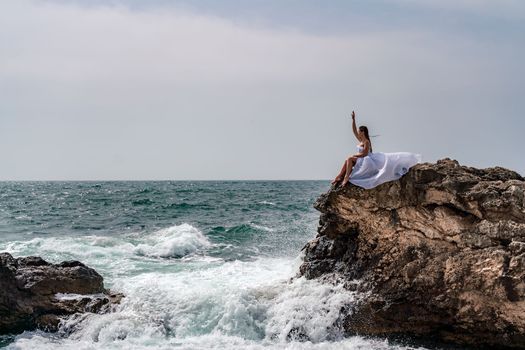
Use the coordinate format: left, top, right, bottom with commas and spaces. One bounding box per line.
1, 0, 524, 180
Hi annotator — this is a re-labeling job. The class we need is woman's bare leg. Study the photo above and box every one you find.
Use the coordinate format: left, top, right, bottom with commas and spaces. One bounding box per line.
331, 161, 347, 184
341, 158, 356, 186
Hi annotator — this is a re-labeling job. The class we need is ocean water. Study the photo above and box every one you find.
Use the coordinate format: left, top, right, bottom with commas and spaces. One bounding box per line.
0, 181, 431, 350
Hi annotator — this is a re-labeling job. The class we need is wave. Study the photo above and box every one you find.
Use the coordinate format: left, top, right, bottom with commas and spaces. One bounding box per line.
264, 277, 353, 342
134, 224, 211, 258
1, 223, 213, 272
250, 224, 275, 232
132, 198, 154, 206
161, 202, 214, 210
6, 256, 423, 350
210, 223, 274, 235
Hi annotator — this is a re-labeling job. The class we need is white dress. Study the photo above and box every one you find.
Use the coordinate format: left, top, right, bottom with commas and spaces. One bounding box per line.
349, 145, 422, 189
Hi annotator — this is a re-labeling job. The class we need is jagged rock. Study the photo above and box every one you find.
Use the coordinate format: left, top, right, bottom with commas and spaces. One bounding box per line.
0, 252, 123, 334
299, 158, 525, 348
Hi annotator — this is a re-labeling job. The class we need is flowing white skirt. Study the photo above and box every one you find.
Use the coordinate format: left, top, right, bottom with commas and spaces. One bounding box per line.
349, 152, 422, 189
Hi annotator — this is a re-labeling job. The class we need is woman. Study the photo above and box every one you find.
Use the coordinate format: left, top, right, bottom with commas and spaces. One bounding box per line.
331, 111, 422, 189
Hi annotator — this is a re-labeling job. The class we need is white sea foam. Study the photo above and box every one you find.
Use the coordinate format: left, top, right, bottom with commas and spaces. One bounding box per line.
6, 254, 428, 350
54, 293, 107, 301
264, 277, 353, 342
250, 223, 275, 232
8, 334, 423, 350
134, 223, 211, 258
2, 223, 213, 276
2, 224, 427, 350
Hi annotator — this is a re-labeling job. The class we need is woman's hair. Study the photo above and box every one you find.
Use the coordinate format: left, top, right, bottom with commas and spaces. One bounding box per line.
359, 125, 372, 152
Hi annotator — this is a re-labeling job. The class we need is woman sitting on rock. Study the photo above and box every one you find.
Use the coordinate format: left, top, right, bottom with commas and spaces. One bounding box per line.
331, 111, 422, 189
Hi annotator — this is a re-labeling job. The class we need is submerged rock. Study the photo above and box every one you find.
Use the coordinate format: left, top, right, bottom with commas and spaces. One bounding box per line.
0, 252, 123, 334
299, 158, 525, 348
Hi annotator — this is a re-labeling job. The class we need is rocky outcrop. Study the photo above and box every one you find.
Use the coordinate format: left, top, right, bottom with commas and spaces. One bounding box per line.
299, 158, 525, 348
0, 253, 122, 334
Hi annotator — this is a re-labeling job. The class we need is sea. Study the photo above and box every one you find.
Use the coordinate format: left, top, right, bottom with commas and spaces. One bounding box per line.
0, 181, 439, 350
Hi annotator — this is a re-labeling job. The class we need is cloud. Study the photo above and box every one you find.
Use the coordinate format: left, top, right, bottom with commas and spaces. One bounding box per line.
0, 0, 523, 179
392, 0, 525, 20
0, 1, 395, 84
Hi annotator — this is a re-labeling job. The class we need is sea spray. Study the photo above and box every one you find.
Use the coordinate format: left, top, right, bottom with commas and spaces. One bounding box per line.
134, 224, 212, 258
6, 256, 386, 349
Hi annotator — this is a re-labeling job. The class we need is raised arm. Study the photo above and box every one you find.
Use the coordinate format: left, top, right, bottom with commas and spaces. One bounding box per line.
351, 111, 359, 141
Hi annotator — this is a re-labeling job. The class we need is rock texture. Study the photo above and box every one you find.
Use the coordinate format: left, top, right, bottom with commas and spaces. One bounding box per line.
0, 253, 122, 334
299, 158, 525, 348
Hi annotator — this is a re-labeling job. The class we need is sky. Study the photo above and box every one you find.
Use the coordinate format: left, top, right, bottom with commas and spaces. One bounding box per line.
1, 0, 524, 180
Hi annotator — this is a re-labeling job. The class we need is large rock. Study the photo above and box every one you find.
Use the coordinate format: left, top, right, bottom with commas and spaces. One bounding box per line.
299, 158, 525, 348
0, 253, 122, 334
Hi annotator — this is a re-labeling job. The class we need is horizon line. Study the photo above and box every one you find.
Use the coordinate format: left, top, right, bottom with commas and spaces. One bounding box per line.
0, 179, 331, 182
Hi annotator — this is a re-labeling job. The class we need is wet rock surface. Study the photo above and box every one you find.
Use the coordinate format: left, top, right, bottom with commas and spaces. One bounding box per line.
0, 252, 122, 334
299, 158, 525, 348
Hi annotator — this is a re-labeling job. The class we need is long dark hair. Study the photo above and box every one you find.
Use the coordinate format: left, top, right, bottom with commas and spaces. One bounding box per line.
359, 125, 372, 152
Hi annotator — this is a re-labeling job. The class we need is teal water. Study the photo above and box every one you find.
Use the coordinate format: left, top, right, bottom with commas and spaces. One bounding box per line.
0, 181, 432, 349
